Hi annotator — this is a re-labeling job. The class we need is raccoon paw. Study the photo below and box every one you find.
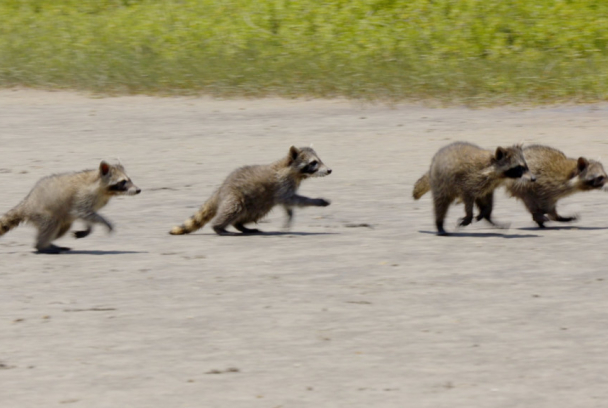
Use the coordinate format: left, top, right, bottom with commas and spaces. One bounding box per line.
234, 224, 262, 234
533, 213, 549, 228
73, 229, 91, 239
36, 244, 71, 254
459, 216, 473, 227
554, 215, 577, 223
212, 226, 239, 236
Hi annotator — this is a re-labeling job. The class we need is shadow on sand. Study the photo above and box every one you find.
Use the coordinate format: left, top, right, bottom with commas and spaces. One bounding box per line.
419, 230, 540, 238
517, 225, 608, 231
186, 231, 338, 237
36, 250, 148, 255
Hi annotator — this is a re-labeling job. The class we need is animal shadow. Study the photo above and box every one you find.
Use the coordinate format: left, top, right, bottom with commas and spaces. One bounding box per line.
195, 231, 338, 237
517, 225, 608, 231
36, 250, 148, 255
419, 230, 539, 239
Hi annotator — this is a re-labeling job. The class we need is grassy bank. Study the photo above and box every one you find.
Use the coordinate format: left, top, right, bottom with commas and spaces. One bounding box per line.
2, 0, 608, 103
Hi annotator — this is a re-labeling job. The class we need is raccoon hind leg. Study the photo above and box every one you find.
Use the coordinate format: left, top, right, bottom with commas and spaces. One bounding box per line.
433, 194, 452, 236
234, 223, 262, 234
211, 199, 243, 236
38, 244, 71, 254
35, 220, 70, 253
523, 198, 549, 228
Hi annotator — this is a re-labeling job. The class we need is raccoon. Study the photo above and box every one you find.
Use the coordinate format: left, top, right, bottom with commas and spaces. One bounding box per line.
505, 144, 607, 227
169, 146, 332, 236
413, 142, 535, 235
0, 161, 141, 253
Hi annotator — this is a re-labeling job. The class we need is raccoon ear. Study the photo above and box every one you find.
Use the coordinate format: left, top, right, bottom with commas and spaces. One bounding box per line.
99, 161, 111, 176
288, 146, 300, 163
495, 147, 507, 161
577, 157, 589, 172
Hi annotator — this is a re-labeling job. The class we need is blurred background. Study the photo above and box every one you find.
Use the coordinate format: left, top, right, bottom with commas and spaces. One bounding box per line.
2, 0, 608, 104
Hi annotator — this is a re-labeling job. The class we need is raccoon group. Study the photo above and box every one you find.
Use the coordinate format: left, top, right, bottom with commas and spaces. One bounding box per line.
0, 146, 331, 253
2, 141, 606, 252
413, 142, 608, 235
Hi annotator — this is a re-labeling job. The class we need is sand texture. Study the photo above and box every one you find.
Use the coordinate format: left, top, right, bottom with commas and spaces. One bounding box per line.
1, 90, 608, 407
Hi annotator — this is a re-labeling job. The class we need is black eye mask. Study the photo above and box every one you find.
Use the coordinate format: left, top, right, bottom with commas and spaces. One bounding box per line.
587, 176, 606, 188
504, 165, 526, 179
108, 180, 128, 192
301, 161, 319, 174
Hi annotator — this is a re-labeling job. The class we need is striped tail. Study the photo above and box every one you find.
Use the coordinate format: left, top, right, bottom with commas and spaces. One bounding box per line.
412, 172, 431, 200
0, 205, 24, 236
169, 193, 219, 235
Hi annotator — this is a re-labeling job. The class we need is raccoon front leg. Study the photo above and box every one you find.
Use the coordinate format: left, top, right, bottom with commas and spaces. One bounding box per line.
475, 193, 494, 222
283, 206, 294, 230
547, 208, 577, 223
284, 195, 331, 208
458, 196, 475, 227
474, 192, 506, 228
77, 212, 113, 233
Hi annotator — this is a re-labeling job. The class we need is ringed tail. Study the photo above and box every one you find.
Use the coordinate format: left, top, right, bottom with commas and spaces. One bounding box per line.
412, 172, 431, 200
0, 205, 24, 236
169, 193, 219, 235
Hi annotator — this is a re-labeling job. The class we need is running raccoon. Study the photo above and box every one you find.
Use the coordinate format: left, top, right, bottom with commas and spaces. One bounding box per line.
413, 142, 535, 235
170, 146, 332, 236
505, 144, 607, 227
0, 161, 141, 253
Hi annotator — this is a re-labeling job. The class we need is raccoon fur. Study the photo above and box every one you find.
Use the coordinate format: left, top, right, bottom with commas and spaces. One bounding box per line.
0, 161, 141, 253
505, 144, 607, 227
169, 146, 332, 236
413, 141, 535, 235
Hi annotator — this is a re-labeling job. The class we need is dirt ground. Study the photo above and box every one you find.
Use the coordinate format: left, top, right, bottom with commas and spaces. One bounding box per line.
1, 90, 608, 408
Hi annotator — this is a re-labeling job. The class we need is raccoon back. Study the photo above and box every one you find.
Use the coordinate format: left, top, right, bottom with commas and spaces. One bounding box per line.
506, 145, 577, 200
20, 170, 105, 218
218, 163, 297, 221
429, 142, 497, 197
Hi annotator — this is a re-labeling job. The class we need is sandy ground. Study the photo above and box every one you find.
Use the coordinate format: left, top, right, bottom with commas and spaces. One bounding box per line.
1, 90, 608, 408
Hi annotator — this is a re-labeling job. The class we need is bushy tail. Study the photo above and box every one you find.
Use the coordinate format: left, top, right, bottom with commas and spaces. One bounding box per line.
169, 193, 219, 235
0, 205, 24, 236
412, 172, 431, 199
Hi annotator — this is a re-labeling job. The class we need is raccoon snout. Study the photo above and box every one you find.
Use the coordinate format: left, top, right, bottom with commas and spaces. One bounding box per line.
327, 169, 332, 175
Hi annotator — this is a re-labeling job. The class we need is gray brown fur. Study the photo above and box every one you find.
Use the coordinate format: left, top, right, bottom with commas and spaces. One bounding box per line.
413, 142, 535, 235
0, 161, 140, 253
505, 144, 607, 227
170, 146, 332, 236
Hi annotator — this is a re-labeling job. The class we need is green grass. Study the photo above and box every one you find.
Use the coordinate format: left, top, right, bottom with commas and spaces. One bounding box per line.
2, 0, 608, 104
